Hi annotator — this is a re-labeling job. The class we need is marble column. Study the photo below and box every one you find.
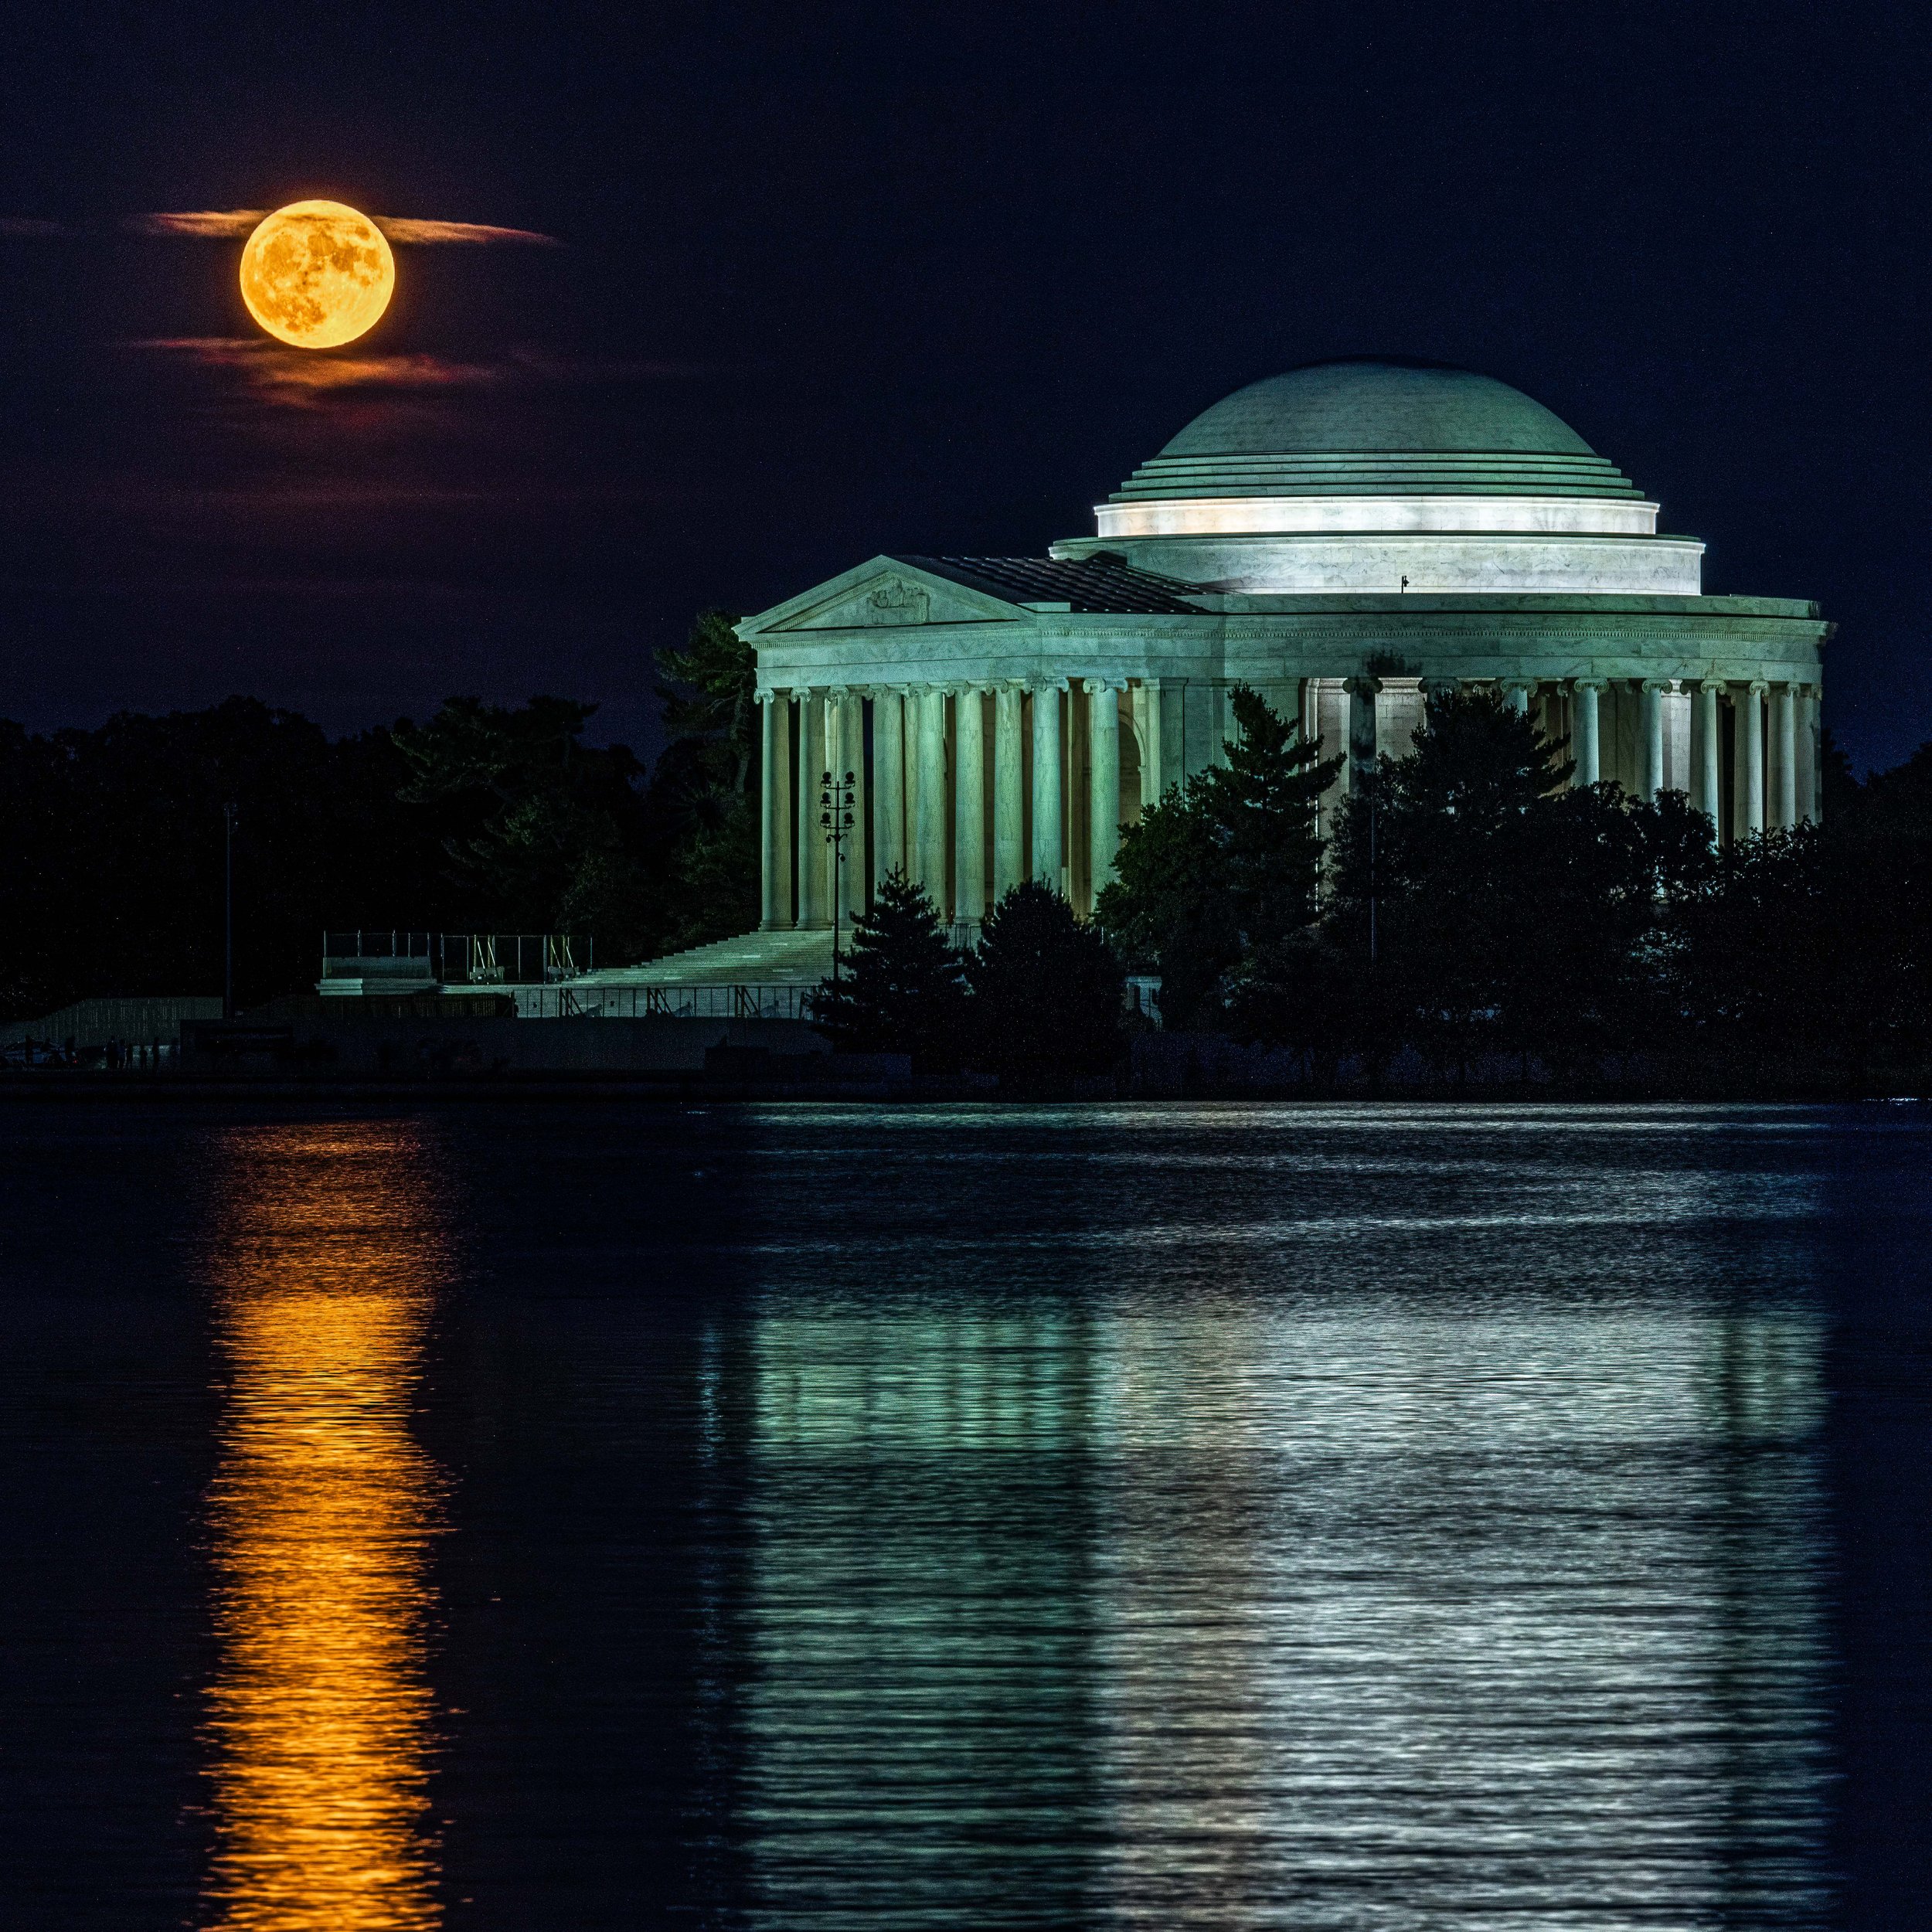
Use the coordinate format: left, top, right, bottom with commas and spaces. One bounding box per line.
1345, 675, 1381, 792
1638, 679, 1667, 802
795, 689, 828, 929
873, 686, 906, 889
994, 682, 1026, 901
1504, 682, 1529, 717
1212, 683, 1235, 767
954, 685, 988, 935
913, 685, 948, 905
1031, 680, 1064, 893
1085, 679, 1123, 903
1694, 680, 1723, 832
1773, 682, 1798, 829
1796, 686, 1820, 825
1137, 679, 1165, 804
1572, 680, 1603, 787
758, 690, 793, 930
1742, 682, 1767, 836
1299, 677, 1324, 838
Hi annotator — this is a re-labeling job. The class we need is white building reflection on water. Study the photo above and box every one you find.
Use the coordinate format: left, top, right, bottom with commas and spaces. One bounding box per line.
726, 1165, 1833, 1927
198, 1122, 453, 1932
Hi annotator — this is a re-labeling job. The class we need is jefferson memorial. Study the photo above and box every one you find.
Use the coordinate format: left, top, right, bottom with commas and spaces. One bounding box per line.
588, 357, 1830, 1003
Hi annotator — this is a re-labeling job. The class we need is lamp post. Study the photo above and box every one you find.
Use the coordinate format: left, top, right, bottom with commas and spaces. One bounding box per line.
820, 767, 856, 981
223, 801, 238, 1019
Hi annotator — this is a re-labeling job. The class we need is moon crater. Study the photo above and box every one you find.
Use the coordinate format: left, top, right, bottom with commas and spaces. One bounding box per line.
240, 200, 395, 349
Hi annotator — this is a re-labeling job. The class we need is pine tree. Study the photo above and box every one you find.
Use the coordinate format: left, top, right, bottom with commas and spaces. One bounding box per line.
1291, 686, 1720, 1082
1095, 685, 1339, 1026
1327, 682, 1571, 901
965, 881, 1126, 1085
1203, 685, 1343, 944
810, 870, 969, 1070
1317, 686, 1580, 1080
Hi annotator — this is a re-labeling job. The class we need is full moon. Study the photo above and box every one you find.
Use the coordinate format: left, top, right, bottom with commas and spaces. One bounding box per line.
239, 199, 395, 349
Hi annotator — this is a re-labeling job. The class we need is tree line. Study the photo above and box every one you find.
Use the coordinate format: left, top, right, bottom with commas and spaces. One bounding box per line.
814, 684, 1932, 1094
1116, 683, 1930, 1090
0, 611, 757, 1019
5, 628, 1928, 1094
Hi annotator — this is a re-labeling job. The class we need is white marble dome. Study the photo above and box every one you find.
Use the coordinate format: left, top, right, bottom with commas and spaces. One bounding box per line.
1061, 358, 1703, 594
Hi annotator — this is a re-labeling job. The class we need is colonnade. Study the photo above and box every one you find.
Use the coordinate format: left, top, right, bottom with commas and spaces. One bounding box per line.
1342, 672, 1821, 837
757, 679, 1141, 935
759, 670, 1822, 936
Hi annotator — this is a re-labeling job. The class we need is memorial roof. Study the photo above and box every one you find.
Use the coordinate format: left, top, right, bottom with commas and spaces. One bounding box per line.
1111, 358, 1647, 502
896, 554, 1206, 614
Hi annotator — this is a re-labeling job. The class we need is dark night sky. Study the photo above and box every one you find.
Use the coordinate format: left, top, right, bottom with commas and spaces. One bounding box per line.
2, 3, 1927, 770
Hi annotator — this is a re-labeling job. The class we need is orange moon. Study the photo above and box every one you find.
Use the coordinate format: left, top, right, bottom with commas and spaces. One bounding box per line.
239, 200, 395, 349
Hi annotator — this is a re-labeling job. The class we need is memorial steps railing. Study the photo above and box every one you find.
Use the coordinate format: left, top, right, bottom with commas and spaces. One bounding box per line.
320, 932, 591, 988
515, 983, 817, 1021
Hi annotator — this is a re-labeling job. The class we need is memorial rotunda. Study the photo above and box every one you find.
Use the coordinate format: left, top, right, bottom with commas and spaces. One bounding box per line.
600, 357, 1831, 1001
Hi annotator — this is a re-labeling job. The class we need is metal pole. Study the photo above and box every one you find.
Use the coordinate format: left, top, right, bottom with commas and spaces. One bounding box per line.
821, 769, 855, 985
223, 801, 237, 1018
829, 770, 841, 982
1367, 781, 1376, 968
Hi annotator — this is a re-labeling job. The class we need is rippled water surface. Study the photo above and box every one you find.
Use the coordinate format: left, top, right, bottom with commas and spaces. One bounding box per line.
4, 1102, 1929, 1930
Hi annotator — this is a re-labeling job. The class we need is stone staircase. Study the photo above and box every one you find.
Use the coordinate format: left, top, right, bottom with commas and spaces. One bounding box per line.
574, 926, 836, 988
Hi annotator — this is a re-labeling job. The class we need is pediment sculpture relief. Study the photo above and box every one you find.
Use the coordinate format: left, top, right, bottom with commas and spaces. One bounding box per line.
864, 580, 930, 625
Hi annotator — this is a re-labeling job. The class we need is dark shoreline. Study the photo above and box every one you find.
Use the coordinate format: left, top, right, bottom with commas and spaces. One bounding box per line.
2, 1076, 1924, 1106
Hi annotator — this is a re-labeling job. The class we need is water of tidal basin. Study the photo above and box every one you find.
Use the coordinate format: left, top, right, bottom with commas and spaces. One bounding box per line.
3, 1104, 1930, 1930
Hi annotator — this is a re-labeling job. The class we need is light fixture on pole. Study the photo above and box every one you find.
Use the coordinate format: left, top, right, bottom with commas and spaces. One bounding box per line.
820, 767, 856, 981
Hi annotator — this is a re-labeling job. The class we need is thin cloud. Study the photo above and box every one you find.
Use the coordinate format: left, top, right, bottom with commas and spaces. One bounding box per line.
125, 338, 726, 408
129, 210, 560, 246
0, 216, 78, 237
131, 337, 509, 403
128, 211, 264, 238
374, 218, 560, 247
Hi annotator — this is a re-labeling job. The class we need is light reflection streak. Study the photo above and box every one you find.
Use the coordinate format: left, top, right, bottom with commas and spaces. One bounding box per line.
734, 1288, 1832, 1926
1087, 1304, 1832, 1923
199, 1121, 451, 1931
740, 1311, 1104, 1926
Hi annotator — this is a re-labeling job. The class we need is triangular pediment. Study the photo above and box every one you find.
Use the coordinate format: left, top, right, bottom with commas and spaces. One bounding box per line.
740, 557, 1025, 635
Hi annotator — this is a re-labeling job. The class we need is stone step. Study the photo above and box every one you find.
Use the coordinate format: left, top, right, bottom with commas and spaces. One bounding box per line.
576, 927, 836, 988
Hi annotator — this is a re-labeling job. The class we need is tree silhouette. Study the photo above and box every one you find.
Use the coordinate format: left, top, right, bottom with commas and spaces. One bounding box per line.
0, 699, 447, 1017
965, 881, 1126, 1087
393, 695, 654, 949
650, 607, 762, 948
1097, 685, 1339, 1027
811, 870, 969, 1070
1248, 686, 1726, 1083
